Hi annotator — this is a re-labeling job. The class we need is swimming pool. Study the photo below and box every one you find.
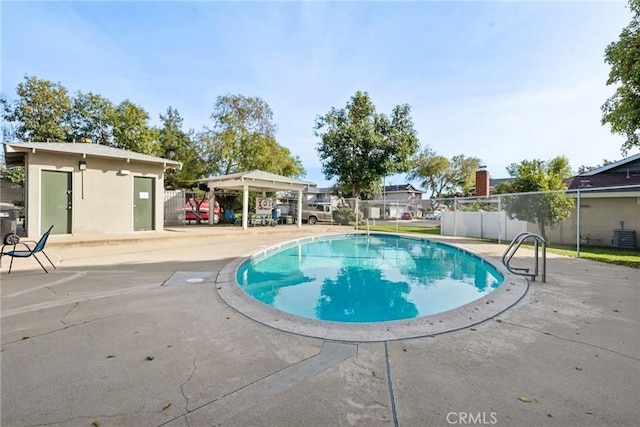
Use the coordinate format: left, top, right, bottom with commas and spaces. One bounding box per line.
217, 233, 527, 341
236, 234, 504, 323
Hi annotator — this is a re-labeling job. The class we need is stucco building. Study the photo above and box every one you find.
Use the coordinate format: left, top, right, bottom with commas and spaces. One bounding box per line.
3, 142, 181, 238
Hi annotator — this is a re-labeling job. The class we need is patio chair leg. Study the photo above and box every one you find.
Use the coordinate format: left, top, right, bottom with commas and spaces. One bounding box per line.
8, 255, 14, 274
32, 254, 49, 273
41, 251, 56, 270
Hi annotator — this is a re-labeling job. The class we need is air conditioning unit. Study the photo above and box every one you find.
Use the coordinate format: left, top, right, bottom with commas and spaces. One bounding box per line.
612, 229, 637, 249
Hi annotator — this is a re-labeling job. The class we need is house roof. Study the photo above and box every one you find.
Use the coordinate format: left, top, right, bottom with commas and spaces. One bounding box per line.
579, 152, 640, 176
3, 142, 182, 169
565, 172, 640, 189
489, 178, 513, 187
198, 170, 315, 192
384, 184, 424, 193
566, 153, 640, 189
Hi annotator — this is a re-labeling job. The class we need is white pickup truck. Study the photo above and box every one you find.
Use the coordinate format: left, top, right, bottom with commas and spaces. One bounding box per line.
298, 203, 336, 224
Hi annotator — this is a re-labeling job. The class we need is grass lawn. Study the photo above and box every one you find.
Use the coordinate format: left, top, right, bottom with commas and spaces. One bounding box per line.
543, 245, 640, 269
366, 224, 640, 269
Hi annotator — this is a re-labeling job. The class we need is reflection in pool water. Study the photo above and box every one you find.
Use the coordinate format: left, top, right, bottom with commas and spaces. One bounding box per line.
236, 234, 503, 323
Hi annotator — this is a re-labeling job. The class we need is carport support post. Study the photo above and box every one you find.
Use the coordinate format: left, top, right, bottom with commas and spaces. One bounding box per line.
242, 184, 249, 229
297, 189, 302, 228
208, 189, 215, 225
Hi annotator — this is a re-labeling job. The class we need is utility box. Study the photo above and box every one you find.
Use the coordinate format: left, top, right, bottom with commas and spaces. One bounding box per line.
0, 203, 19, 244
612, 229, 636, 249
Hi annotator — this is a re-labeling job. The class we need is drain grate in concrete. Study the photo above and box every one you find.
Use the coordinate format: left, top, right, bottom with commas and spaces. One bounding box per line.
162, 271, 217, 286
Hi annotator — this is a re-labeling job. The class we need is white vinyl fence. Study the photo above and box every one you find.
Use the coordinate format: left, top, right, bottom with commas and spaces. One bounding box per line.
441, 211, 527, 242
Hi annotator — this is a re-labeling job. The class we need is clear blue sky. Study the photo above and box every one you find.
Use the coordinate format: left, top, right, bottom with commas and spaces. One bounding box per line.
2, 0, 638, 187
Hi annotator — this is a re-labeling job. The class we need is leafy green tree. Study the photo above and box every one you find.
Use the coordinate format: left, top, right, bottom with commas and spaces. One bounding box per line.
407, 147, 481, 199
157, 107, 204, 189
248, 136, 305, 177
1, 167, 25, 184
3, 75, 71, 141
602, 0, 640, 154
68, 91, 115, 145
200, 94, 305, 177
493, 156, 575, 243
314, 91, 419, 198
111, 100, 158, 154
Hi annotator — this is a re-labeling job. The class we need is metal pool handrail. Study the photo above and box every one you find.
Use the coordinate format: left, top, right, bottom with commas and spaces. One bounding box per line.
502, 232, 547, 282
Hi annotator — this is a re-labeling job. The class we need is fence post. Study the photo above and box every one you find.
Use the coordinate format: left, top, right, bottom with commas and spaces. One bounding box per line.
453, 197, 458, 237
576, 190, 581, 258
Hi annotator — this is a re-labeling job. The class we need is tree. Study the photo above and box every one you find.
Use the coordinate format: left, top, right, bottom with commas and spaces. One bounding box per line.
68, 91, 115, 145
1, 167, 25, 184
407, 147, 481, 199
493, 156, 575, 243
111, 100, 158, 155
3, 75, 71, 141
314, 91, 419, 198
1, 94, 16, 141
200, 94, 305, 177
157, 107, 204, 189
247, 137, 305, 177
602, 0, 640, 154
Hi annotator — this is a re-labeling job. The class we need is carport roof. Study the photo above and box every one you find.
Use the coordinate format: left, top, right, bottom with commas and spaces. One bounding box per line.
3, 142, 182, 169
199, 170, 315, 192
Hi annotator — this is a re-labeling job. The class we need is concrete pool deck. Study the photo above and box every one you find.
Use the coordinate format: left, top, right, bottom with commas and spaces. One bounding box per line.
1, 225, 638, 426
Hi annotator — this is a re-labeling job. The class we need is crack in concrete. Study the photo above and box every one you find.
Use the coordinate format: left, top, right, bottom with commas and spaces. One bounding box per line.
22, 411, 158, 427
3, 314, 127, 346
4, 271, 87, 297
158, 341, 357, 426
59, 302, 79, 325
180, 351, 199, 415
500, 320, 640, 361
1, 282, 163, 318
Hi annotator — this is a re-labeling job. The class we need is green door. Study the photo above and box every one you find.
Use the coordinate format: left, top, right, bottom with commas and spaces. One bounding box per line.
41, 170, 72, 234
134, 177, 155, 231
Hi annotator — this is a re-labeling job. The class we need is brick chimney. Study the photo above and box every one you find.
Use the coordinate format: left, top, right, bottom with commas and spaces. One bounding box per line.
475, 168, 490, 196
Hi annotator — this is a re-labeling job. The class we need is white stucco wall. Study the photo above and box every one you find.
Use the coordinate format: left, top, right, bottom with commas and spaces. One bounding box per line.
25, 151, 166, 236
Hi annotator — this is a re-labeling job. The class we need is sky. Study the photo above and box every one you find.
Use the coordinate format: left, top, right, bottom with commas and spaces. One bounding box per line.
2, 0, 639, 188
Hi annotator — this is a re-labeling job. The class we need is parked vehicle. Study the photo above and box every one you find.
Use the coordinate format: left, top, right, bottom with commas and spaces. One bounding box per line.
184, 198, 222, 224
401, 212, 413, 220
426, 210, 442, 220
298, 203, 336, 224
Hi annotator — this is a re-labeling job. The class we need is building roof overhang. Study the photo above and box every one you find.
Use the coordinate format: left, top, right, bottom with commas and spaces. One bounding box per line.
3, 142, 182, 170
198, 170, 315, 192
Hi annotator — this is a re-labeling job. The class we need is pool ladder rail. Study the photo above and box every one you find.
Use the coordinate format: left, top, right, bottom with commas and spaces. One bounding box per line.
502, 232, 547, 282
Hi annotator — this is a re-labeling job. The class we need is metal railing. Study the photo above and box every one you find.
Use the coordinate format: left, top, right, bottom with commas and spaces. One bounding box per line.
501, 232, 547, 282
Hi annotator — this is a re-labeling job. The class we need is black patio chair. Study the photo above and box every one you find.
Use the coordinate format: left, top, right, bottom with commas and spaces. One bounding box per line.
1, 225, 56, 274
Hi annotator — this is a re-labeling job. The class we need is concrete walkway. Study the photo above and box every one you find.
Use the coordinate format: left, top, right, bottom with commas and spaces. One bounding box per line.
1, 225, 638, 426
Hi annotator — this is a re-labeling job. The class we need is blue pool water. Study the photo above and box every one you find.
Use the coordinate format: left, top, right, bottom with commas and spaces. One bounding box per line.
236, 234, 504, 323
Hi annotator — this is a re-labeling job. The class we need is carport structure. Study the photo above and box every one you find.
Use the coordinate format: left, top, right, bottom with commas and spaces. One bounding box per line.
198, 170, 314, 229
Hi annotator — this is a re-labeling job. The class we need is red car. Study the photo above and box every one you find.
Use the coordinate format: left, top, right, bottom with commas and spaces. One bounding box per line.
401, 212, 413, 220
184, 198, 222, 223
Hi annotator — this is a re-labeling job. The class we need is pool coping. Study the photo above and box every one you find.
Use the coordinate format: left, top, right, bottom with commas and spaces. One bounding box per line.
215, 232, 529, 342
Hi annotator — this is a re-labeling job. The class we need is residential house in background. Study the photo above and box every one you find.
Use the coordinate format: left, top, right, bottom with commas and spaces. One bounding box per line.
452, 156, 640, 248
551, 153, 640, 248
